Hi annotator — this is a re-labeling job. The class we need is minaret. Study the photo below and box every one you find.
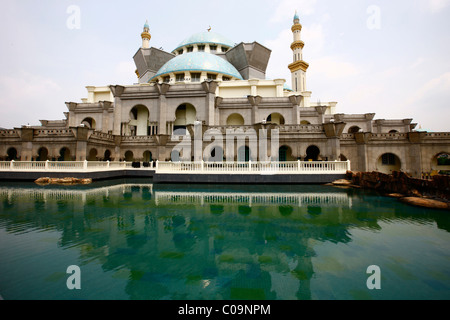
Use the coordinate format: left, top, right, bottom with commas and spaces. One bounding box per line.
288, 11, 309, 92
141, 20, 151, 48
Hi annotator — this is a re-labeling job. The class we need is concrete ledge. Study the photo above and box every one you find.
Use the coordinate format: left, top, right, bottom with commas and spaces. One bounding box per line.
153, 173, 346, 184
0, 170, 155, 181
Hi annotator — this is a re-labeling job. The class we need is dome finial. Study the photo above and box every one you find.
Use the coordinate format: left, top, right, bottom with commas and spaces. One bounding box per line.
293, 10, 300, 23
207, 25, 211, 32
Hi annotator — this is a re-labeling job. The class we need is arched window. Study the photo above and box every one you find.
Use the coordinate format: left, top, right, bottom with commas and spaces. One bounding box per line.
81, 117, 96, 129
300, 120, 311, 125
348, 126, 361, 133
226, 113, 244, 126
436, 153, 450, 166
129, 105, 149, 136
378, 153, 401, 174
174, 103, 196, 133
266, 113, 285, 125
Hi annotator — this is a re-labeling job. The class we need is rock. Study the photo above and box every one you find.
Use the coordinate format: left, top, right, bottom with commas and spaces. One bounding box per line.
399, 197, 449, 210
35, 177, 51, 185
386, 193, 405, 198
332, 179, 352, 186
34, 177, 92, 185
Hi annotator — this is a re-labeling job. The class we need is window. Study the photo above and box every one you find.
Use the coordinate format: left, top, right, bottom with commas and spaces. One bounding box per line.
382, 153, 396, 165
178, 49, 183, 55
163, 76, 170, 83
197, 45, 205, 52
187, 46, 193, 52
222, 76, 231, 81
176, 73, 184, 82
207, 73, 217, 80
210, 45, 217, 52
221, 47, 228, 53
437, 153, 450, 166
191, 73, 201, 82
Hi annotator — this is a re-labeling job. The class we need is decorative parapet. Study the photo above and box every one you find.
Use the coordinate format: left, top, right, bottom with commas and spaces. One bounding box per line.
34, 129, 75, 137
0, 130, 19, 137
278, 124, 323, 133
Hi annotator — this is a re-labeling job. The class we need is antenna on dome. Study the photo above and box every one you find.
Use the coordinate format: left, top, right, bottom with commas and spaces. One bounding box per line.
207, 26, 211, 32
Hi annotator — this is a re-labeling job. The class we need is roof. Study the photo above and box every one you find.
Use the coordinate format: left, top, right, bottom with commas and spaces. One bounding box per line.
152, 52, 243, 80
173, 31, 235, 52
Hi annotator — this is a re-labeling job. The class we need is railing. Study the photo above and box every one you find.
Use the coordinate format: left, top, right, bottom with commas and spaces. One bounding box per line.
155, 160, 351, 175
0, 160, 135, 172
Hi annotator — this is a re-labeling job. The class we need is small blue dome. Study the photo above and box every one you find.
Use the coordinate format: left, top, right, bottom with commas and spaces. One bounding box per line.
294, 11, 299, 21
152, 52, 243, 80
173, 31, 235, 52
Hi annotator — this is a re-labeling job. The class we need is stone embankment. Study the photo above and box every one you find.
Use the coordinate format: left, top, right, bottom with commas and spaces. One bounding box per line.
35, 177, 92, 186
332, 171, 450, 210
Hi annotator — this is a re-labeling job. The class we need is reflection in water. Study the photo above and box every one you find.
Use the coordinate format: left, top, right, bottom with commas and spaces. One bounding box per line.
0, 181, 449, 300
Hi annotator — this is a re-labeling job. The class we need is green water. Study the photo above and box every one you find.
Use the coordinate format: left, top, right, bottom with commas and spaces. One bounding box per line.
0, 180, 449, 300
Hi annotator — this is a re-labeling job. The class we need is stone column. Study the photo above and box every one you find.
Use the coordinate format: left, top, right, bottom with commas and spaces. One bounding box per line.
110, 85, 125, 136
248, 95, 262, 124
156, 83, 170, 135
202, 81, 219, 126
19, 128, 34, 161
289, 95, 302, 125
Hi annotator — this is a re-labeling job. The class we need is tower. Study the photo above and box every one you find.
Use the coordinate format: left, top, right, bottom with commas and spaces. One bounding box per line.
141, 20, 151, 48
288, 11, 309, 92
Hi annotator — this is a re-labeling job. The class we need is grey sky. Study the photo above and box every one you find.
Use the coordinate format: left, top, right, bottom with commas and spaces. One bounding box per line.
0, 0, 449, 131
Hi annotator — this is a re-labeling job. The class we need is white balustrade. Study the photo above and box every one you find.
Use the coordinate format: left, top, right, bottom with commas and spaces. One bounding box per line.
155, 160, 350, 175
0, 160, 350, 174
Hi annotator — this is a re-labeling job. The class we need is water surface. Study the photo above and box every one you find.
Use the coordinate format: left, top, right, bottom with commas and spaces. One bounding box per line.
0, 180, 449, 300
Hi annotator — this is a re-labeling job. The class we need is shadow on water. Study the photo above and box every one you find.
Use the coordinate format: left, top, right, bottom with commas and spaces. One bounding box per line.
0, 180, 449, 300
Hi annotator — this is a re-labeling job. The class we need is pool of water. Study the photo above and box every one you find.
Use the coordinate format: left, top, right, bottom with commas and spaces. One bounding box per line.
0, 180, 449, 300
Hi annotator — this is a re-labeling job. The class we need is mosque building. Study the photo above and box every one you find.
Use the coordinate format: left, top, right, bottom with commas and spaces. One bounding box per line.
0, 12, 449, 178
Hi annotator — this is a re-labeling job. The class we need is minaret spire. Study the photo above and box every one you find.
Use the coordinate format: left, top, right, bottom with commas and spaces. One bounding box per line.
288, 11, 309, 92
141, 20, 151, 48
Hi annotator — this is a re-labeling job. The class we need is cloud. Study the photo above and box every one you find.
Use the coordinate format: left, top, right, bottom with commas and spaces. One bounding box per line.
309, 56, 360, 79
270, 0, 318, 23
428, 0, 450, 13
0, 71, 64, 128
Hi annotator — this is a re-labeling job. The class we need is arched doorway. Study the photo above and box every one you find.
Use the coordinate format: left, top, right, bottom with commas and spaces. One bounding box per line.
143, 151, 153, 162
104, 150, 112, 161
124, 151, 134, 162
305, 145, 320, 161
279, 146, 294, 162
81, 117, 96, 129
237, 146, 250, 162
6, 148, 18, 161
174, 103, 196, 132
226, 113, 244, 126
129, 105, 149, 136
377, 153, 401, 174
37, 147, 49, 161
59, 147, 71, 161
87, 148, 98, 161
266, 113, 285, 125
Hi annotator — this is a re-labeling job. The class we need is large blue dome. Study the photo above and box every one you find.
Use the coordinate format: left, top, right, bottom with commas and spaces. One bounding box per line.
152, 52, 243, 80
173, 31, 235, 52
